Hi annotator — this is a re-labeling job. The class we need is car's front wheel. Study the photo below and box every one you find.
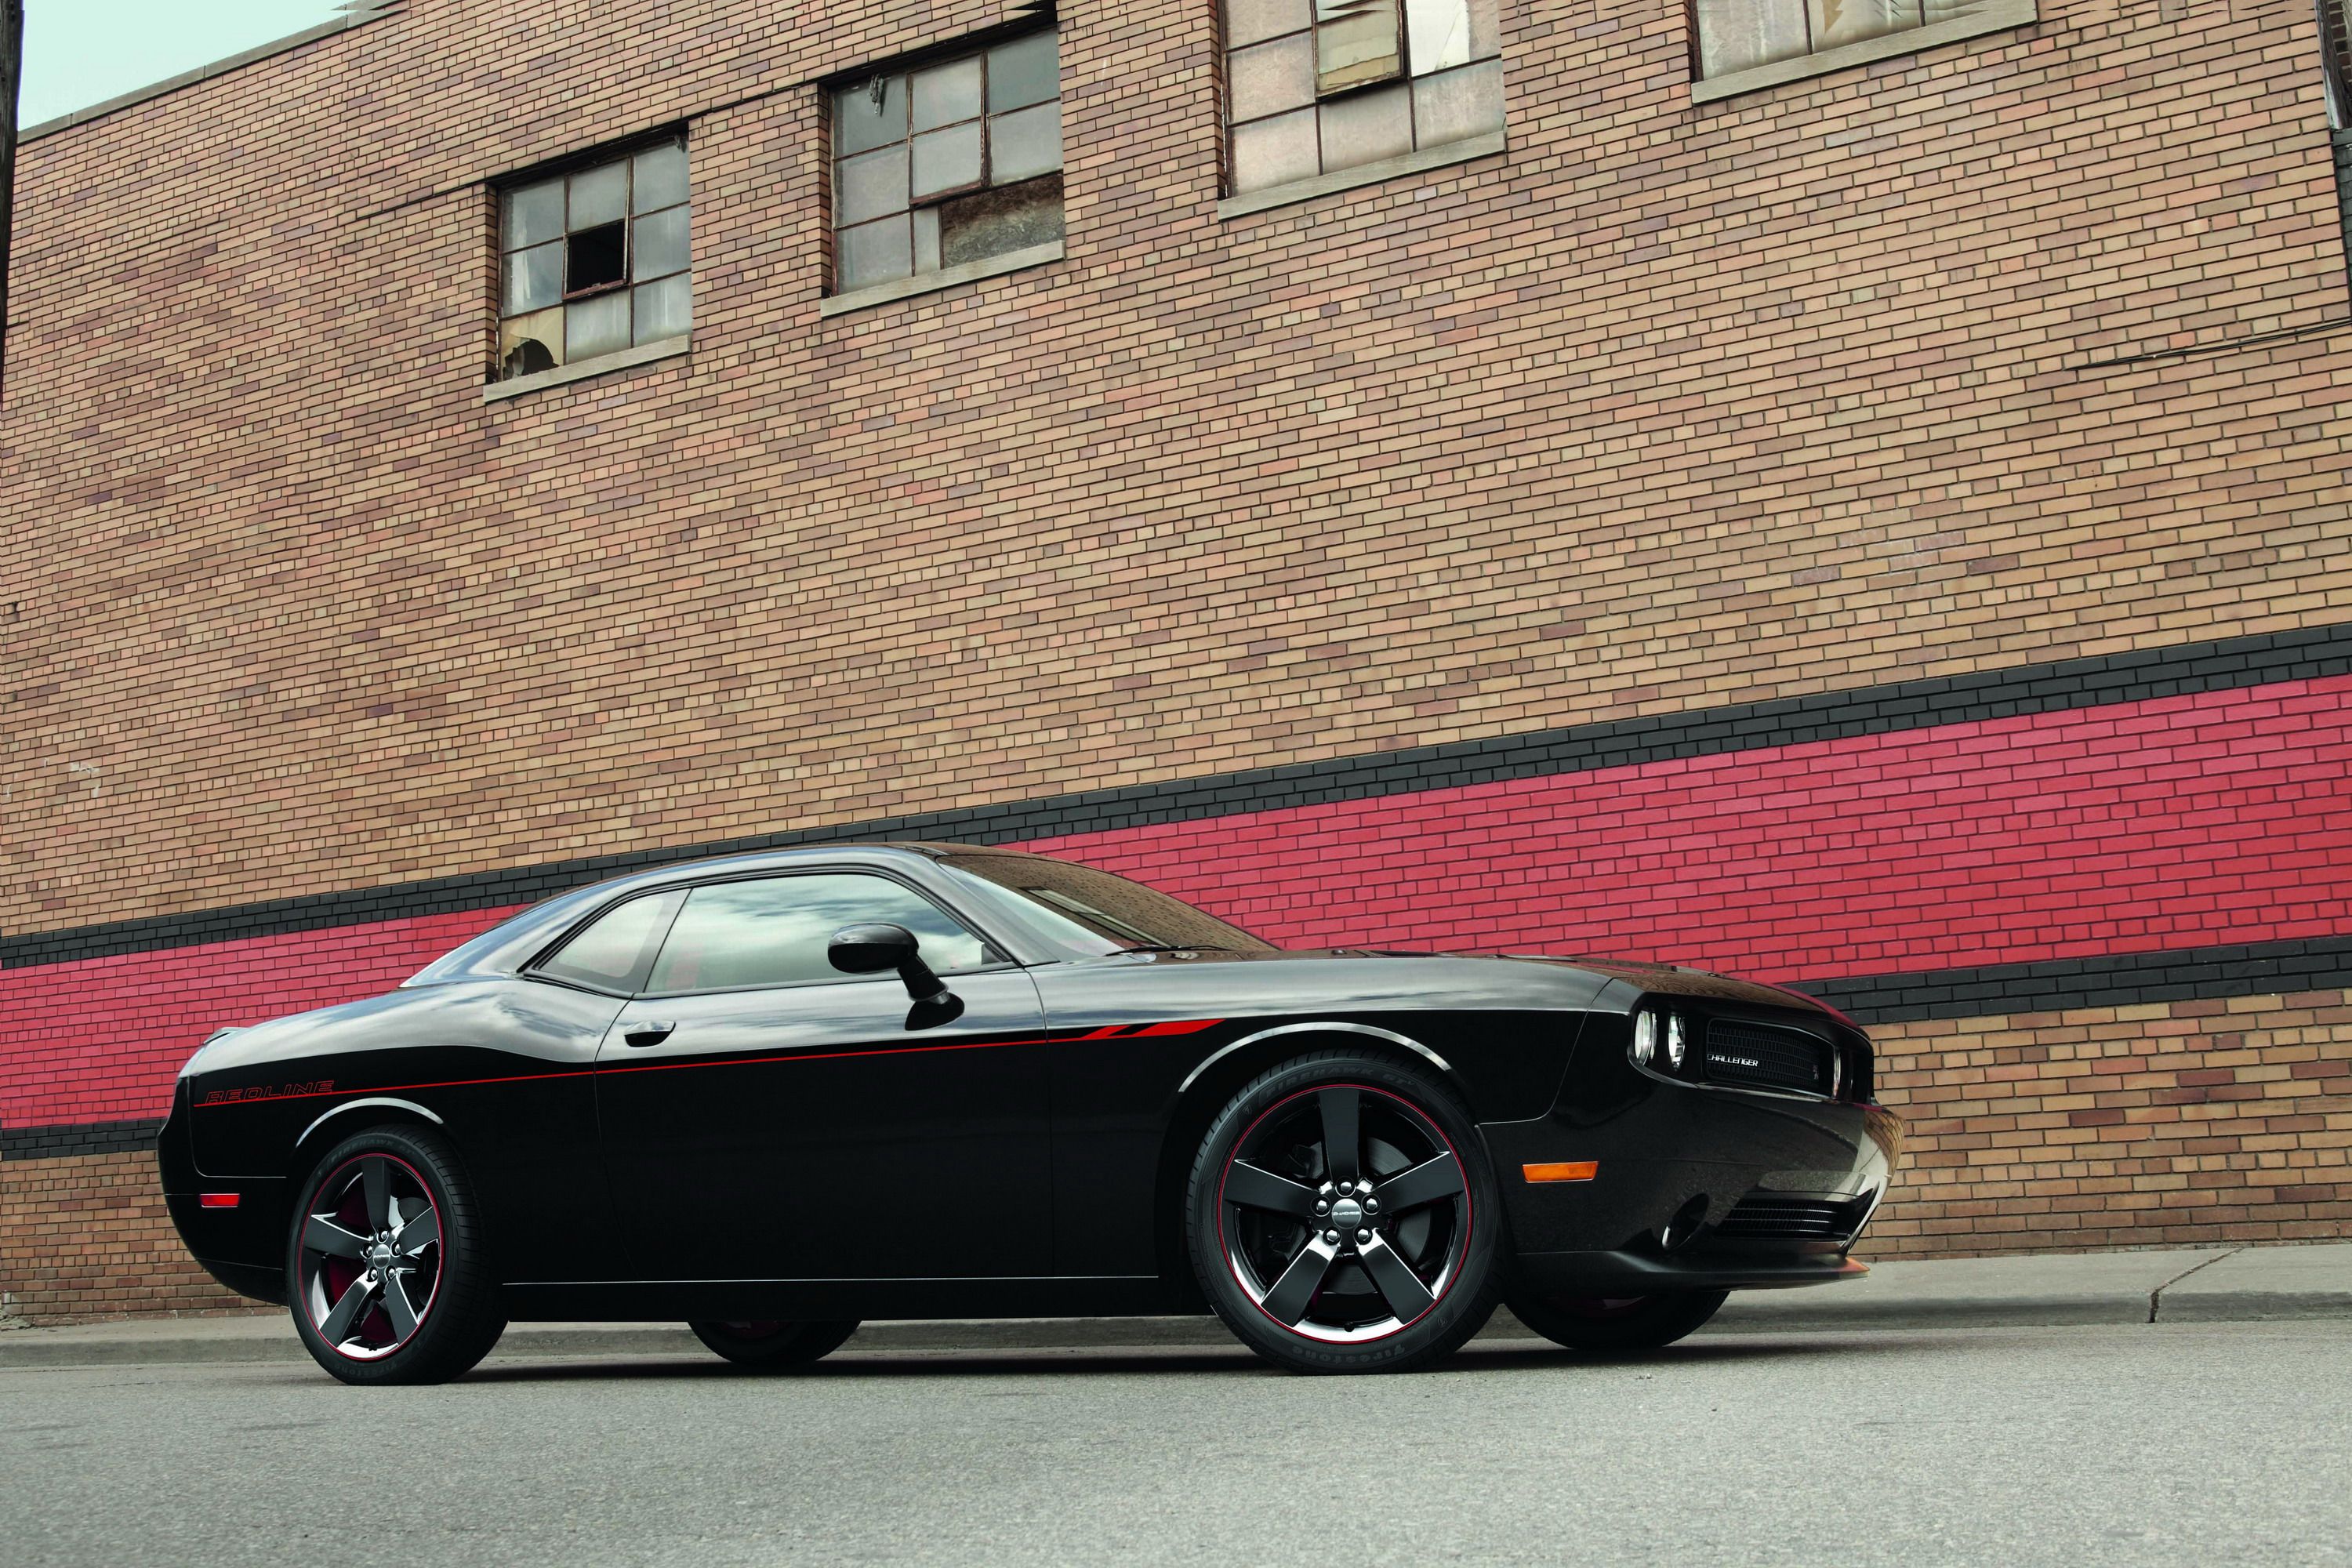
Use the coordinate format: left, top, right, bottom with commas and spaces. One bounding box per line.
688, 1319, 861, 1369
1508, 1289, 1729, 1352
286, 1125, 506, 1385
1187, 1051, 1500, 1374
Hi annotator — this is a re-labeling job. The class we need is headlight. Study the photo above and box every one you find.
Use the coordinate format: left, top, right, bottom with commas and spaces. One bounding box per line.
1665, 1014, 1687, 1071
1631, 1011, 1657, 1065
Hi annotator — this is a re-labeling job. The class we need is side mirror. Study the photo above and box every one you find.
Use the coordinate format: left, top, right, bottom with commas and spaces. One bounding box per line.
828, 923, 948, 1002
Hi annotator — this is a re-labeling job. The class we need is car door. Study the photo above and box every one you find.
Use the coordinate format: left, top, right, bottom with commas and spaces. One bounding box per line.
593, 869, 1054, 1283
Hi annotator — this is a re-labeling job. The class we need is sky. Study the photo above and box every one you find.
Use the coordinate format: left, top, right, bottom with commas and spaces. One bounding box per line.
20, 0, 347, 125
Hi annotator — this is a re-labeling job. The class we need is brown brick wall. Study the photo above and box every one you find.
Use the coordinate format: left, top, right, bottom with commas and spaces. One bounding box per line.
2, 0, 2348, 932
0, 1152, 258, 1324
1861, 990, 2352, 1259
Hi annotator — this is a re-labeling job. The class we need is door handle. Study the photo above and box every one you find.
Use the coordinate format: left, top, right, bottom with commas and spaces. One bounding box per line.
621, 1020, 677, 1047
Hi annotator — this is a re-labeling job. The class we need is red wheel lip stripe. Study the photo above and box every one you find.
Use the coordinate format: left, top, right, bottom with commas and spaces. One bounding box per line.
193, 1018, 1223, 1109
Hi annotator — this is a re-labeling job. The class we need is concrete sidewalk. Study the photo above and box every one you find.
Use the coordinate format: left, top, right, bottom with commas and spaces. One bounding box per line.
2, 1242, 2345, 1368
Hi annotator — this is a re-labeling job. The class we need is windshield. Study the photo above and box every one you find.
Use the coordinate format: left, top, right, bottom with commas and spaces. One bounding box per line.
937, 853, 1276, 956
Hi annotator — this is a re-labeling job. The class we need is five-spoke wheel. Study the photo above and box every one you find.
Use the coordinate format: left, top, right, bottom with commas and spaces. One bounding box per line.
1190, 1052, 1499, 1374
286, 1125, 505, 1385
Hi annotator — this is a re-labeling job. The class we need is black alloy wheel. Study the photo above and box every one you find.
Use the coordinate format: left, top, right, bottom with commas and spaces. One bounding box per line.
1188, 1051, 1500, 1374
1507, 1288, 1730, 1352
688, 1319, 862, 1369
287, 1126, 506, 1385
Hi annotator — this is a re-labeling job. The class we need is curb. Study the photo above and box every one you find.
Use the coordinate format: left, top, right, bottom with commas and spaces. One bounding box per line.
1, 1291, 2339, 1369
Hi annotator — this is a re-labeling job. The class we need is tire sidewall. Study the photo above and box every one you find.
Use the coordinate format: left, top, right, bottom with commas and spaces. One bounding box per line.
1187, 1051, 1501, 1374
285, 1124, 499, 1385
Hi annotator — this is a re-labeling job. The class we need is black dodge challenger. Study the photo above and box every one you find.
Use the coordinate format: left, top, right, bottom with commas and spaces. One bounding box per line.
160, 842, 1901, 1382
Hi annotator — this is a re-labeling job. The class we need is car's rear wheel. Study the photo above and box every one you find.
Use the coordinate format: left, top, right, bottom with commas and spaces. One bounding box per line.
286, 1125, 506, 1385
1508, 1289, 1729, 1352
1187, 1050, 1500, 1374
688, 1319, 861, 1369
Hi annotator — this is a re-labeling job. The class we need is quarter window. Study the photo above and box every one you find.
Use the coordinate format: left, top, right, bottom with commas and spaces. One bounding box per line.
497, 137, 691, 382
646, 875, 993, 993
831, 30, 1065, 293
535, 891, 684, 993
1223, 0, 1501, 197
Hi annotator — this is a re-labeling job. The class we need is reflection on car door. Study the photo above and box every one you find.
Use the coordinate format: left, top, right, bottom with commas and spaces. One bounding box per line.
592, 871, 1054, 1283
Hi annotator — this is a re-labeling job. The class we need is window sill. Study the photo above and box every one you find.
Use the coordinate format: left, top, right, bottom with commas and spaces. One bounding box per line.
482, 336, 692, 403
1690, 0, 2036, 103
818, 240, 1066, 319
1216, 132, 1507, 221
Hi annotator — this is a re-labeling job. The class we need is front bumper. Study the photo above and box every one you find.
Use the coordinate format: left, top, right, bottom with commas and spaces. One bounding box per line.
1486, 1070, 1903, 1296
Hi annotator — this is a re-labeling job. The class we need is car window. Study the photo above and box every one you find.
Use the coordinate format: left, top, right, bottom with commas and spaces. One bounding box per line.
644, 873, 993, 993
534, 890, 683, 992
938, 853, 1276, 953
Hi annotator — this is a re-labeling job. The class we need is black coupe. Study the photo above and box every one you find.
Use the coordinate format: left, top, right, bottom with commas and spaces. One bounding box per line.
160, 843, 1901, 1382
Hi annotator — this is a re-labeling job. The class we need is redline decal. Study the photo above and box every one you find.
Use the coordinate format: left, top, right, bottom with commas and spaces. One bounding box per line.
191, 1020, 1223, 1109
198, 1078, 335, 1107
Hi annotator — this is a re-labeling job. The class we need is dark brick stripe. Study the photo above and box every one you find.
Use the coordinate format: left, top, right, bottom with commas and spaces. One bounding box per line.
1795, 935, 2352, 1024
2, 1119, 162, 1162
10, 935, 2352, 1156
6, 621, 2349, 969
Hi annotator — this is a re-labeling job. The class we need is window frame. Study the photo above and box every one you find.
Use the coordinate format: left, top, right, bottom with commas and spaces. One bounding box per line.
1686, 0, 2035, 103
527, 867, 1019, 1002
491, 126, 693, 387
822, 20, 1067, 301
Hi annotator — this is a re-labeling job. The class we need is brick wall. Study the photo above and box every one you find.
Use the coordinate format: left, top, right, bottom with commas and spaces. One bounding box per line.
0, 1150, 255, 1323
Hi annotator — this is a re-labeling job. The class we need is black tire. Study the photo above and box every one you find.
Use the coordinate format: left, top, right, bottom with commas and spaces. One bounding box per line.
1508, 1289, 1729, 1352
1187, 1050, 1500, 1374
285, 1125, 506, 1385
688, 1319, 861, 1369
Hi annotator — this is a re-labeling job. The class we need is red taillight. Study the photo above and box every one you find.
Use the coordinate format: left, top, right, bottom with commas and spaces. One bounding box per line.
198, 1192, 240, 1209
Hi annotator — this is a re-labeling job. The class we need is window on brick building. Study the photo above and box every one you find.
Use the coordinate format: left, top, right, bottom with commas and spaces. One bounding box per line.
830, 29, 1065, 296
1691, 0, 2014, 84
497, 136, 691, 383
1221, 0, 1501, 199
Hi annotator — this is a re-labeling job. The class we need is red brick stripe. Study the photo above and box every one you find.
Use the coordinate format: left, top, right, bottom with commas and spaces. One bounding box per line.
5, 676, 2347, 1130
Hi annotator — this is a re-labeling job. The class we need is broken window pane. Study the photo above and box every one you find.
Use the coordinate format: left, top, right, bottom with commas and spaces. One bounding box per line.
837, 144, 910, 226
913, 56, 985, 132
1227, 0, 1312, 48
1808, 0, 1922, 45
633, 143, 688, 213
1694, 0, 1812, 74
836, 76, 907, 156
1410, 58, 1503, 147
633, 273, 691, 343
1230, 35, 1318, 122
913, 205, 942, 272
567, 292, 630, 358
911, 122, 984, 200
506, 180, 565, 249
566, 221, 626, 294
938, 174, 1065, 267
837, 216, 913, 288
633, 206, 691, 281
1405, 0, 1473, 73
504, 240, 563, 314
986, 31, 1059, 112
1315, 0, 1404, 93
1229, 105, 1321, 191
1319, 78, 1411, 169
570, 162, 627, 228
989, 101, 1063, 183
499, 306, 564, 378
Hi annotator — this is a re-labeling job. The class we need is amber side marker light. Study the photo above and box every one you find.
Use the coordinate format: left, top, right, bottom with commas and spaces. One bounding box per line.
198, 1192, 241, 1209
1523, 1161, 1599, 1184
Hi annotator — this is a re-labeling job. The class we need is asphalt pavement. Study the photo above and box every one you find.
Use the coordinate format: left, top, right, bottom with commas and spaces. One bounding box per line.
4, 1319, 2348, 1567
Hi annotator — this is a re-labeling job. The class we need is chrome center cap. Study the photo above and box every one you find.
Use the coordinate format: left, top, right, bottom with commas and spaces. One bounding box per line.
1330, 1198, 1366, 1233
368, 1242, 396, 1272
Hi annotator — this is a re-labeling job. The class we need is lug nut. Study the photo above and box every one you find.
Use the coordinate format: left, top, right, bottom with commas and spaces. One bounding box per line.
1357, 1229, 1372, 1243
1314, 1200, 1330, 1215
1323, 1230, 1339, 1245
1364, 1199, 1380, 1214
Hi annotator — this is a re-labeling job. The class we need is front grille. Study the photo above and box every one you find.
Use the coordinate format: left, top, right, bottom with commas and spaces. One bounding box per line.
1703, 1020, 1832, 1095
1715, 1193, 1870, 1241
